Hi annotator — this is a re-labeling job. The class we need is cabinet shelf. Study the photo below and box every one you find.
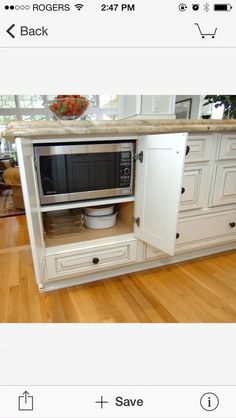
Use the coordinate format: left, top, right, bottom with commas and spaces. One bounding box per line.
44, 201, 134, 248
44, 218, 134, 248
40, 196, 135, 212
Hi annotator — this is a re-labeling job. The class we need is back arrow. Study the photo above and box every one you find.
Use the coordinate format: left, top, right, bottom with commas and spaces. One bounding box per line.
6, 24, 15, 38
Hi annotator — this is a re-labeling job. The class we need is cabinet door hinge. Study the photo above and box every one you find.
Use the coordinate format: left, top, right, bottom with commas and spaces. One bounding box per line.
133, 151, 143, 163
133, 216, 141, 227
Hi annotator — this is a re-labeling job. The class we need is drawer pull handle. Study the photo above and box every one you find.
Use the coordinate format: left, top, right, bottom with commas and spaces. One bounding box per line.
176, 233, 180, 239
229, 222, 236, 228
181, 187, 185, 194
185, 145, 190, 156
92, 257, 100, 264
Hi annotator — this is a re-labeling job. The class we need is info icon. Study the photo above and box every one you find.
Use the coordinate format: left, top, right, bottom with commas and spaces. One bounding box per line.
200, 392, 219, 411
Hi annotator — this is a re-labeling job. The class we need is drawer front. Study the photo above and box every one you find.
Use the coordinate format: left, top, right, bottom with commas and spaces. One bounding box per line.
147, 210, 236, 259
45, 239, 137, 280
211, 162, 236, 206
185, 135, 214, 162
180, 165, 209, 211
176, 211, 236, 247
218, 134, 236, 160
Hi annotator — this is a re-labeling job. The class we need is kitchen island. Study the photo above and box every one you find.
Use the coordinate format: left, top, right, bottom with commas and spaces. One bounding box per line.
2, 119, 236, 292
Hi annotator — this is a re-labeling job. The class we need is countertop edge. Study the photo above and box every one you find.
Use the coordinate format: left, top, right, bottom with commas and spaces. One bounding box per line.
2, 119, 236, 141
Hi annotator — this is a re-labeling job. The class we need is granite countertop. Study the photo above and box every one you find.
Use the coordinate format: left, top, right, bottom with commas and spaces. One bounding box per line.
2, 119, 236, 141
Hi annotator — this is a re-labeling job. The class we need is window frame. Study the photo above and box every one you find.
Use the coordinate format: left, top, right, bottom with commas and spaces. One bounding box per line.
0, 94, 120, 127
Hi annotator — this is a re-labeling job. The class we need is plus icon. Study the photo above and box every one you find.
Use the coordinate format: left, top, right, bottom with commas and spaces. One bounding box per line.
95, 395, 109, 409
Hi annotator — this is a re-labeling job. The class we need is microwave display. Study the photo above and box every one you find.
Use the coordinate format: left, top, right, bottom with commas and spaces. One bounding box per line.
34, 141, 134, 204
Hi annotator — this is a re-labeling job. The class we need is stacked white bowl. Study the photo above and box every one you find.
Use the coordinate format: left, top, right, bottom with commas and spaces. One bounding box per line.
85, 205, 117, 229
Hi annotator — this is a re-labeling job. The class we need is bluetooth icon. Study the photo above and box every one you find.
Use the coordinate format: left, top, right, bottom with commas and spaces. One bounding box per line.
204, 2, 210, 12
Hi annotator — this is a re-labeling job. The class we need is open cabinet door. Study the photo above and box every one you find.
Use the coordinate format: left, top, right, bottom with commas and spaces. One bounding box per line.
16, 138, 45, 287
134, 133, 187, 255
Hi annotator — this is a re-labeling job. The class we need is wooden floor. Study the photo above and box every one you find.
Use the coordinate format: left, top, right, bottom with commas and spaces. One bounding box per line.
1, 215, 236, 322
0, 215, 29, 250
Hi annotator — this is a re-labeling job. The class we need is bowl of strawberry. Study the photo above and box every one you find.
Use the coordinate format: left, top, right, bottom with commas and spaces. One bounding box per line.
48, 95, 89, 120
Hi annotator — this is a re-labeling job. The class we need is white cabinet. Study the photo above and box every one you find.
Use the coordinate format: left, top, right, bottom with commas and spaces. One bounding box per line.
179, 134, 216, 212
16, 130, 236, 291
17, 133, 188, 288
46, 238, 138, 280
146, 210, 236, 258
176, 210, 236, 250
145, 132, 236, 262
134, 133, 187, 255
218, 134, 236, 160
185, 134, 214, 162
180, 165, 209, 211
211, 162, 236, 206
211, 134, 236, 207
16, 138, 45, 287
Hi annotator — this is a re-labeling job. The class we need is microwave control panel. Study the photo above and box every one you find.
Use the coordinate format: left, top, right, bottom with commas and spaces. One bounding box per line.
119, 151, 132, 187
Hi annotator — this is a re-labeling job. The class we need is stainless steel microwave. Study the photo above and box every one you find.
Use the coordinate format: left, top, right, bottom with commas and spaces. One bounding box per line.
34, 141, 134, 204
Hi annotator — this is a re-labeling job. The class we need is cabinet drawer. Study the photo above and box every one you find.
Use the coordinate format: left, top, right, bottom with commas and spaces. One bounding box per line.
218, 134, 236, 160
211, 162, 236, 206
176, 210, 236, 247
45, 239, 137, 280
185, 135, 214, 162
180, 165, 209, 211
147, 211, 236, 257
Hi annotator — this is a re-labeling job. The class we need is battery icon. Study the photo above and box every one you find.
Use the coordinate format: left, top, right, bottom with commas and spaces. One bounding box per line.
214, 3, 232, 10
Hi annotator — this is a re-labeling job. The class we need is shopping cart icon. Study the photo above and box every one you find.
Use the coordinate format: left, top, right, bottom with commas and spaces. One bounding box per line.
195, 23, 217, 38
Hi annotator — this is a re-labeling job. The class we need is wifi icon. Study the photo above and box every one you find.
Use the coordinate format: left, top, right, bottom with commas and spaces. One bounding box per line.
75, 3, 84, 10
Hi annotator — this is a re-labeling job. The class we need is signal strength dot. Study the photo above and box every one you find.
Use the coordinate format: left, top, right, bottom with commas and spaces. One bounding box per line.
75, 3, 84, 10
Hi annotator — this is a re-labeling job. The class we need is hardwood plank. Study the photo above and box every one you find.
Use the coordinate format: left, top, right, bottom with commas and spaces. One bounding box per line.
0, 215, 29, 250
103, 278, 147, 322
133, 268, 207, 322
117, 275, 177, 323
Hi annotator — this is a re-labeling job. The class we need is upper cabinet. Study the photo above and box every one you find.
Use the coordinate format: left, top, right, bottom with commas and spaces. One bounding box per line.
119, 95, 176, 119
134, 133, 188, 255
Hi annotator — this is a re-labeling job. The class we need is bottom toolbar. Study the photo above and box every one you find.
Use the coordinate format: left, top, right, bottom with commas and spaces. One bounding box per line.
0, 385, 235, 417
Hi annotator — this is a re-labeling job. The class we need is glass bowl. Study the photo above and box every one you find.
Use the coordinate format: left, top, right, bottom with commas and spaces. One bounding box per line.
46, 95, 89, 120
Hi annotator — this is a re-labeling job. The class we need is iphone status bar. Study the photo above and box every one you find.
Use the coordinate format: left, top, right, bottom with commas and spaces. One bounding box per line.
0, 0, 235, 47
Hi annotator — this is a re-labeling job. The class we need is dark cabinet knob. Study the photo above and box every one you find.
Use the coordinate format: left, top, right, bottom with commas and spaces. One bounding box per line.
92, 257, 100, 264
181, 187, 185, 194
229, 222, 236, 228
185, 145, 190, 156
176, 233, 180, 239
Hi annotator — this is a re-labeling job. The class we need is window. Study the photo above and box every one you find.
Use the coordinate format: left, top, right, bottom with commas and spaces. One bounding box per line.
0, 95, 120, 152
19, 95, 44, 108
0, 95, 120, 128
0, 95, 16, 108
0, 95, 50, 131
84, 95, 120, 120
